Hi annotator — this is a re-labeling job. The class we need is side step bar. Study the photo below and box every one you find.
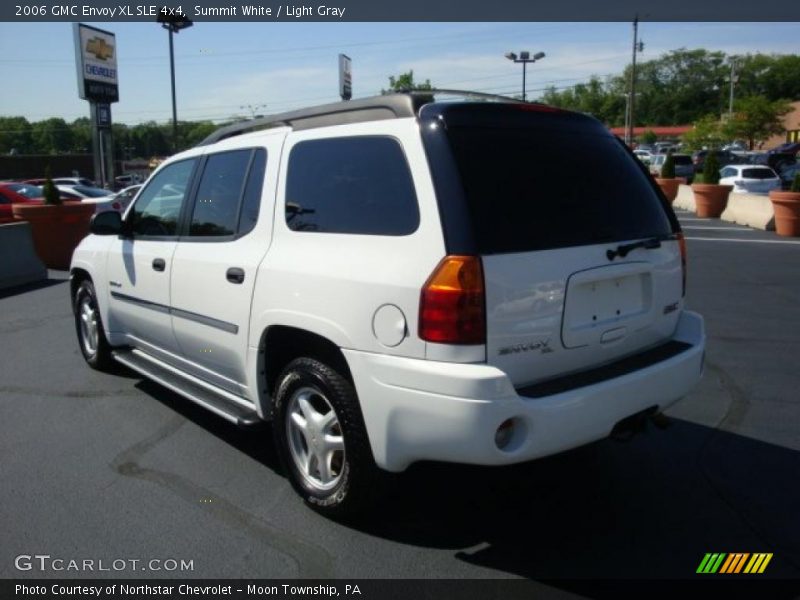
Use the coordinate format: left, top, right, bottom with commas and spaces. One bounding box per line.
113, 348, 262, 427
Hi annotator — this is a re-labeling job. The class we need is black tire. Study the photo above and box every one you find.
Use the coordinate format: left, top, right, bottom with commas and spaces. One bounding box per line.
273, 357, 383, 519
74, 279, 113, 371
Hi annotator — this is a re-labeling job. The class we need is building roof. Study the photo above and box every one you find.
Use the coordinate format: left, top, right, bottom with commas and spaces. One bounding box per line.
608, 125, 693, 137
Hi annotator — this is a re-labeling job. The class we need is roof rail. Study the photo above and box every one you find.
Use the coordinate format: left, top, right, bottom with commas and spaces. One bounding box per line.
196, 89, 526, 147
197, 93, 426, 146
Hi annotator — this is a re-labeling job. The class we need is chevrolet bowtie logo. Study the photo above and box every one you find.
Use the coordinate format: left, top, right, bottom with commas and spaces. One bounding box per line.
86, 37, 114, 61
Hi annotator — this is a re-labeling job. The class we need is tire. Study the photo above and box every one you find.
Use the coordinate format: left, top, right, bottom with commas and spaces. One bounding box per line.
74, 279, 113, 370
273, 357, 383, 519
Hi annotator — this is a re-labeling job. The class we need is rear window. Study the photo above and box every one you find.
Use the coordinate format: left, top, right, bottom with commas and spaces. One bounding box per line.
673, 155, 692, 165
444, 121, 673, 254
742, 168, 776, 179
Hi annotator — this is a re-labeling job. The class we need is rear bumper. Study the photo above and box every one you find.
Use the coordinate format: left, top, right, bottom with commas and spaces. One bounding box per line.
344, 311, 705, 472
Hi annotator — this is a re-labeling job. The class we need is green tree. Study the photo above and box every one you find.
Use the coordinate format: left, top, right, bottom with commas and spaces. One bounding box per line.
70, 117, 92, 153
682, 114, 727, 151
382, 70, 432, 93
641, 129, 658, 145
722, 95, 792, 150
42, 166, 62, 206
0, 116, 34, 154
31, 118, 73, 154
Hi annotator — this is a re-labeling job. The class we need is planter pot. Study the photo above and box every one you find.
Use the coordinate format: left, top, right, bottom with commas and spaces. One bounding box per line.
12, 203, 95, 269
769, 190, 800, 237
692, 183, 733, 218
655, 178, 680, 204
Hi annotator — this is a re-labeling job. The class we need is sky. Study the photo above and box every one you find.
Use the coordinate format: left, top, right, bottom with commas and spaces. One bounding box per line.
1, 21, 798, 125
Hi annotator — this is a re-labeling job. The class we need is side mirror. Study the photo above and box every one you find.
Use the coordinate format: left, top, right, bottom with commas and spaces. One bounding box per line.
90, 210, 123, 235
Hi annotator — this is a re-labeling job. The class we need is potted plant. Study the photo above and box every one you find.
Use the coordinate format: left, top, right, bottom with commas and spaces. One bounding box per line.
769, 173, 800, 237
13, 167, 95, 269
655, 151, 680, 204
691, 151, 732, 218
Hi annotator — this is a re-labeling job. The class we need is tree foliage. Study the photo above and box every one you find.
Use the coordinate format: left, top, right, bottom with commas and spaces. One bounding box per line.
723, 96, 793, 150
382, 70, 433, 93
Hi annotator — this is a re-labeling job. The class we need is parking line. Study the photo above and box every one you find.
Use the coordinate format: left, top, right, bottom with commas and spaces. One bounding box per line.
685, 236, 800, 245
682, 225, 752, 231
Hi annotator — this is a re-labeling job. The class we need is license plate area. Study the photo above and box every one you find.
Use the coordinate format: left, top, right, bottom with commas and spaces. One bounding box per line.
562, 263, 654, 348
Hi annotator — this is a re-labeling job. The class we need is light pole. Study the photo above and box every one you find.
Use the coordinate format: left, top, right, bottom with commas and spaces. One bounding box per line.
504, 51, 546, 101
727, 56, 739, 116
157, 12, 193, 152
627, 16, 644, 147
240, 104, 267, 119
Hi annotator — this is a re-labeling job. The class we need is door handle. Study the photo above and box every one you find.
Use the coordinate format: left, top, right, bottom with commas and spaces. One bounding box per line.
226, 267, 245, 284
152, 258, 166, 272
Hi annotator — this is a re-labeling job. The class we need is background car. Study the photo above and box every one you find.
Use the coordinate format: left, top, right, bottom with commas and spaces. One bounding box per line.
718, 165, 781, 194
55, 184, 122, 214
692, 149, 740, 174
649, 153, 695, 182
633, 149, 652, 165
24, 176, 96, 187
768, 142, 800, 156
0, 182, 43, 220
108, 184, 142, 213
749, 151, 797, 174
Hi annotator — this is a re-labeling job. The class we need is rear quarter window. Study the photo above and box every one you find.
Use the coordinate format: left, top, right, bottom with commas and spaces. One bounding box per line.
285, 136, 419, 236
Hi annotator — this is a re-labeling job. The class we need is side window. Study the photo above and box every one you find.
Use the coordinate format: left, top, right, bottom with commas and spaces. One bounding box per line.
238, 148, 267, 236
189, 149, 252, 237
721, 167, 736, 178
285, 136, 419, 235
131, 159, 196, 237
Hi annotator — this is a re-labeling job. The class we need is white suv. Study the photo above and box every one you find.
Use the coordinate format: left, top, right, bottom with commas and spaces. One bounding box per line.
70, 92, 705, 517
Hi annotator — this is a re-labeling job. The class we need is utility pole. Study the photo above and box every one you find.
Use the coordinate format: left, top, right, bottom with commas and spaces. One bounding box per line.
728, 57, 738, 115
627, 16, 643, 146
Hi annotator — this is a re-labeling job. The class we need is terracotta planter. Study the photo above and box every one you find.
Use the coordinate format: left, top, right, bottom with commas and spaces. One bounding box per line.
769, 190, 800, 237
692, 183, 732, 218
655, 178, 680, 204
12, 202, 95, 269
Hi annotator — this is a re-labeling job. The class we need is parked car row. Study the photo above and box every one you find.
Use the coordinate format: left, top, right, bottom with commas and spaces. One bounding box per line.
0, 178, 142, 217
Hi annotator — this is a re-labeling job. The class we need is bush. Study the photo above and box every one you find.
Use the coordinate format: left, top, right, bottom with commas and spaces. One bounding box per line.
661, 151, 676, 179
42, 167, 61, 206
703, 152, 721, 185
792, 173, 800, 193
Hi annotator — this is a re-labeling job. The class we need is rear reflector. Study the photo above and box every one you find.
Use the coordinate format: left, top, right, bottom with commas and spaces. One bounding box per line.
419, 255, 486, 345
677, 232, 687, 297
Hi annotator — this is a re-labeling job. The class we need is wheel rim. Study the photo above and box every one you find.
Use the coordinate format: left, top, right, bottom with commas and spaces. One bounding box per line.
285, 386, 345, 492
78, 295, 99, 356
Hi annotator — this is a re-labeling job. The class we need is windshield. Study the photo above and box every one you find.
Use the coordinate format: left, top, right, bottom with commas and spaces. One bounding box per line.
73, 185, 110, 198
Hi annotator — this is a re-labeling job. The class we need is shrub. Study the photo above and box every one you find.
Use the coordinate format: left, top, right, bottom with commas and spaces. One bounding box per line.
792, 172, 800, 193
42, 167, 61, 206
661, 151, 676, 179
703, 152, 721, 185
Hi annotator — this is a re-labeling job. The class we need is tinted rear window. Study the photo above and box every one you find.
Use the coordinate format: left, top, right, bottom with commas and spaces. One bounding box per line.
673, 155, 692, 165
742, 168, 776, 179
444, 122, 673, 254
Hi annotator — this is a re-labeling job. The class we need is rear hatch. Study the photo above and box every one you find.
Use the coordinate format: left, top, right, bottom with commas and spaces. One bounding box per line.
425, 103, 683, 388
740, 167, 780, 193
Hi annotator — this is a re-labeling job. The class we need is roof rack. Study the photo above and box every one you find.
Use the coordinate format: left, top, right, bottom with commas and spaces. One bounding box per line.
196, 89, 524, 147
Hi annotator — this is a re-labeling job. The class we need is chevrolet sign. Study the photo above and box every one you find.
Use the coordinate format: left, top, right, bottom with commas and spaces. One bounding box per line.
73, 23, 119, 103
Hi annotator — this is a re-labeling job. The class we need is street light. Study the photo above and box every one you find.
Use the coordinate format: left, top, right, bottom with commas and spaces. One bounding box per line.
504, 50, 545, 101
157, 12, 193, 152
240, 104, 268, 119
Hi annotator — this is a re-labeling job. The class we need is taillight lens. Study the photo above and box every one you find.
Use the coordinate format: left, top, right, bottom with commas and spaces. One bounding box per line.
419, 255, 486, 345
677, 232, 687, 297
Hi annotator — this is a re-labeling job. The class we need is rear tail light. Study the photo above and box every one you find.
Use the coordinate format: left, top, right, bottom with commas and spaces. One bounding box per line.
112, 202, 121, 210
677, 232, 687, 297
419, 255, 486, 345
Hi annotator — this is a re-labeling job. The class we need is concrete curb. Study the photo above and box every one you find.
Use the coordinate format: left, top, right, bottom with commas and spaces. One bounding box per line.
673, 184, 696, 213
0, 221, 47, 290
720, 193, 776, 231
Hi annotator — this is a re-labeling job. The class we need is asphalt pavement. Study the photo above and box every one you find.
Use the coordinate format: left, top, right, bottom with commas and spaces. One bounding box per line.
1, 211, 799, 593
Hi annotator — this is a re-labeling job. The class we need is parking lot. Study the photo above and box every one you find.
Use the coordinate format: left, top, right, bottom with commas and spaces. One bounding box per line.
1, 210, 799, 589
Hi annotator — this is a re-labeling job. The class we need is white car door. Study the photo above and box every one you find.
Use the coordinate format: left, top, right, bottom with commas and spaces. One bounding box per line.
169, 134, 283, 394
105, 157, 199, 357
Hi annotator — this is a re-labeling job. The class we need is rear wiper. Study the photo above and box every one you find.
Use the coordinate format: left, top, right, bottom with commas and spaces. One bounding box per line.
606, 237, 662, 261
